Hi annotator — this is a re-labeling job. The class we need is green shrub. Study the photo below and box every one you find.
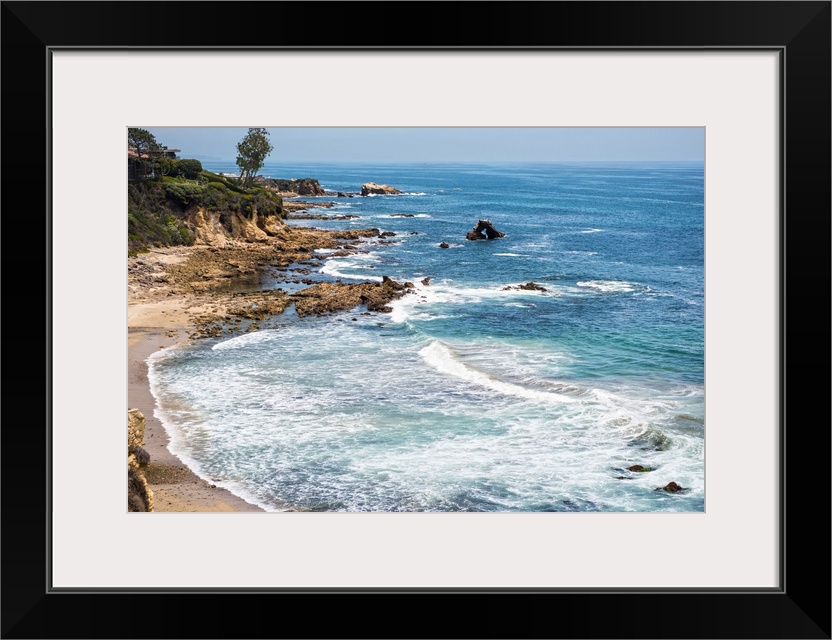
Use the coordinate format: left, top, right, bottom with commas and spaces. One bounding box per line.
164, 182, 207, 206
164, 214, 195, 245
200, 170, 244, 193
173, 158, 203, 180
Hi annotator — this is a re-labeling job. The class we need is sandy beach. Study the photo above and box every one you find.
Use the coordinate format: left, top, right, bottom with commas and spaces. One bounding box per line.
128, 224, 398, 512
128, 273, 268, 511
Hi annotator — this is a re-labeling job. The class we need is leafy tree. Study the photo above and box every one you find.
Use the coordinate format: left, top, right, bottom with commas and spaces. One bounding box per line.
236, 128, 273, 187
128, 128, 161, 179
128, 127, 160, 157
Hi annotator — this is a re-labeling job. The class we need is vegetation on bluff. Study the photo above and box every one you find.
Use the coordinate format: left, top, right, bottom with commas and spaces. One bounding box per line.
128, 170, 285, 254
128, 128, 285, 255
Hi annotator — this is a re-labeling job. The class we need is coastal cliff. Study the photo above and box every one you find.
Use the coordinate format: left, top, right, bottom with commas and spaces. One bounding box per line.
128, 170, 285, 254
128, 409, 153, 512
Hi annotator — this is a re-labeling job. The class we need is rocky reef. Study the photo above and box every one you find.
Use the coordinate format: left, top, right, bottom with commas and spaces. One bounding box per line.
465, 219, 505, 240
292, 276, 414, 316
259, 177, 326, 196
361, 182, 403, 196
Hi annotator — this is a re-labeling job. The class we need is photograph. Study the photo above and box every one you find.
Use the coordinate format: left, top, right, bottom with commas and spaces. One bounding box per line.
3, 0, 828, 635
128, 126, 705, 514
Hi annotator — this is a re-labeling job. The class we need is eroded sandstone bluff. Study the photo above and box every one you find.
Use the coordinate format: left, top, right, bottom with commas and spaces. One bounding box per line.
128, 171, 286, 253
128, 409, 153, 512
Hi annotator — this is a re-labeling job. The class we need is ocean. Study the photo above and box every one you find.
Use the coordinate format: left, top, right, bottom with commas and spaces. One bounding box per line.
147, 161, 705, 512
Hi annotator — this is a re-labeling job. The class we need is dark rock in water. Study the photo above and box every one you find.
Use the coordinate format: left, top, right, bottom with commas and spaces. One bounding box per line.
380, 231, 397, 237
628, 465, 653, 472
390, 213, 415, 217
421, 277, 431, 286
465, 219, 506, 241
439, 242, 450, 249
656, 481, 684, 493
503, 282, 548, 292
337, 192, 347, 198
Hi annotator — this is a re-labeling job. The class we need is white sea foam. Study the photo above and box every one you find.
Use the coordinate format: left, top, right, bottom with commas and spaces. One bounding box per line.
580, 228, 604, 233
420, 341, 575, 404
212, 330, 279, 352
494, 253, 528, 257
320, 259, 384, 282
576, 280, 637, 293
389, 302, 409, 324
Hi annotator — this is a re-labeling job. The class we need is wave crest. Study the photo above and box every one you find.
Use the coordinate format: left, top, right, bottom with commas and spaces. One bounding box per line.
419, 341, 575, 404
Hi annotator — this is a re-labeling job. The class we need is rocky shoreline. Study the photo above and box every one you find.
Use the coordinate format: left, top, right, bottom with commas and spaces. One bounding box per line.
128, 210, 418, 511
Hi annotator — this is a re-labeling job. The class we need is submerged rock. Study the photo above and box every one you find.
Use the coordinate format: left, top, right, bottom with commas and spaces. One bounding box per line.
439, 242, 450, 249
631, 428, 672, 451
465, 219, 505, 241
627, 465, 653, 472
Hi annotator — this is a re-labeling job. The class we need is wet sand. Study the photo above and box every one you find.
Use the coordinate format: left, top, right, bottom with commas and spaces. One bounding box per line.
129, 310, 264, 512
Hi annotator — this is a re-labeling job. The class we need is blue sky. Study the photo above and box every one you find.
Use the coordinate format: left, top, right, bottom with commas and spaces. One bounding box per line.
143, 127, 704, 163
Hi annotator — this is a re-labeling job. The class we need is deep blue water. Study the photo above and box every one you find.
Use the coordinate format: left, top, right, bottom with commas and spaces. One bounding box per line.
149, 162, 704, 512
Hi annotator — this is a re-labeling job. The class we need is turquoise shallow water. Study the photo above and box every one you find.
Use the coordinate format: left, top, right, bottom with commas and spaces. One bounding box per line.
148, 162, 704, 512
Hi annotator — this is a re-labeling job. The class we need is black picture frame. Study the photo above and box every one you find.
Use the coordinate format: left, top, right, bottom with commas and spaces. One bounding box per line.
2, 2, 829, 638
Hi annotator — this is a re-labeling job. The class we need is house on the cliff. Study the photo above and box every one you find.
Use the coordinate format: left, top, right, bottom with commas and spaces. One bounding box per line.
128, 146, 180, 179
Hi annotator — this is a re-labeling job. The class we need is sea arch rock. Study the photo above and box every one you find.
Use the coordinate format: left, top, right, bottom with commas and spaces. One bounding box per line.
465, 219, 505, 240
